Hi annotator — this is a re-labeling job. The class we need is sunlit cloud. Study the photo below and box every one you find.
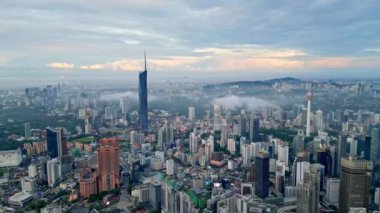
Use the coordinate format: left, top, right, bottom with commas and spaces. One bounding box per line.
46, 62, 74, 69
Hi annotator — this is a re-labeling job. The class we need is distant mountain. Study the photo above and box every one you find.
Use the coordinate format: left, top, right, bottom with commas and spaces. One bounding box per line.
205, 77, 302, 89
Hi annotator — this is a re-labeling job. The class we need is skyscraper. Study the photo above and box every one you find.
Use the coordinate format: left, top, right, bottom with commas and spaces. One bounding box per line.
255, 151, 269, 198
296, 165, 320, 213
188, 107, 195, 121
46, 127, 65, 158
97, 138, 120, 192
249, 118, 260, 142
371, 128, 379, 165
306, 91, 312, 136
24, 123, 31, 138
339, 157, 371, 213
139, 53, 148, 132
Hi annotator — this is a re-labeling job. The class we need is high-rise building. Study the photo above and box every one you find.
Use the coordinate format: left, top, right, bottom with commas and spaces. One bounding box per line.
97, 138, 120, 192
242, 144, 251, 166
339, 157, 371, 213
255, 151, 269, 198
24, 123, 31, 138
326, 178, 340, 204
28, 164, 37, 178
139, 53, 148, 132
363, 136, 371, 161
278, 143, 289, 166
188, 107, 195, 121
46, 127, 65, 159
315, 110, 324, 131
296, 165, 320, 213
47, 158, 60, 187
371, 128, 379, 165
337, 134, 348, 176
227, 139, 236, 154
166, 159, 175, 176
21, 176, 37, 194
306, 91, 312, 136
190, 132, 199, 153
293, 130, 305, 152
79, 169, 97, 198
249, 118, 260, 142
149, 180, 161, 210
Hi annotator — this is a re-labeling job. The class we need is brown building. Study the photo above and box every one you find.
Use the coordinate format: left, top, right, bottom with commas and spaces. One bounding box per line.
79, 169, 97, 198
339, 157, 371, 213
97, 138, 120, 192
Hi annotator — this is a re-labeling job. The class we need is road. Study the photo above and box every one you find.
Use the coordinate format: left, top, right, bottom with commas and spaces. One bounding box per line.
277, 205, 296, 213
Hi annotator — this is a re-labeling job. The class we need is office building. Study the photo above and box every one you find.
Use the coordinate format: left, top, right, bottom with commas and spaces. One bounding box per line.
306, 91, 312, 136
79, 169, 97, 198
293, 130, 305, 152
46, 127, 65, 159
24, 123, 31, 138
188, 107, 195, 121
150, 180, 161, 210
296, 165, 320, 213
47, 158, 60, 187
139, 53, 148, 132
249, 118, 260, 142
242, 144, 251, 166
255, 151, 269, 198
97, 138, 120, 192
190, 132, 199, 154
371, 128, 379, 165
339, 157, 371, 213
326, 178, 340, 204
166, 159, 175, 176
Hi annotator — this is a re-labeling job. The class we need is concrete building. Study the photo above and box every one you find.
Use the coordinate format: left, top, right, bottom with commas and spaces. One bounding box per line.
188, 107, 195, 121
339, 157, 371, 213
296, 165, 320, 213
97, 138, 120, 192
306, 91, 312, 136
166, 159, 175, 176
255, 151, 269, 198
326, 178, 340, 204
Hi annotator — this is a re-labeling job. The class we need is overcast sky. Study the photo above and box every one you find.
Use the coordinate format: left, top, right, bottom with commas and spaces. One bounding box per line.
1, 0, 380, 84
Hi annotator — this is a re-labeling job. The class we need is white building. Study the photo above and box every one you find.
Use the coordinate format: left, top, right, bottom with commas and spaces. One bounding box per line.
227, 139, 236, 154
47, 158, 61, 187
21, 177, 37, 193
188, 107, 195, 121
166, 159, 175, 176
326, 178, 340, 204
242, 144, 251, 166
0, 149, 22, 168
278, 143, 289, 166
190, 132, 199, 153
28, 164, 38, 178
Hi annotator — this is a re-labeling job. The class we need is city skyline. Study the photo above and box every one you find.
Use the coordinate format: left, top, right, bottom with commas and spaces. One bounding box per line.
0, 0, 380, 83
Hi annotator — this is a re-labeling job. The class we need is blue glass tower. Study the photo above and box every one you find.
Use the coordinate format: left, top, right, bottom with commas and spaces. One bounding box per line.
139, 53, 148, 132
46, 127, 58, 158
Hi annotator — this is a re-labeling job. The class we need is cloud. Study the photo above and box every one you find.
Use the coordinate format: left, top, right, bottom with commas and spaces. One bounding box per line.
99, 91, 158, 102
46, 62, 74, 69
364, 48, 380, 53
80, 56, 206, 71
213, 95, 274, 111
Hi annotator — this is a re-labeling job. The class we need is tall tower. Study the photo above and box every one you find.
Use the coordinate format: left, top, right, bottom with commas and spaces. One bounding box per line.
306, 91, 312, 136
139, 53, 148, 132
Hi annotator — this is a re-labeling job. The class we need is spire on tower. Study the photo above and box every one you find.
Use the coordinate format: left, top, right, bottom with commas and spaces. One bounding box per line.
144, 52, 147, 71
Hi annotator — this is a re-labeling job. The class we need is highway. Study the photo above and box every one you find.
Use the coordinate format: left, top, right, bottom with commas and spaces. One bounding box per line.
277, 205, 296, 213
